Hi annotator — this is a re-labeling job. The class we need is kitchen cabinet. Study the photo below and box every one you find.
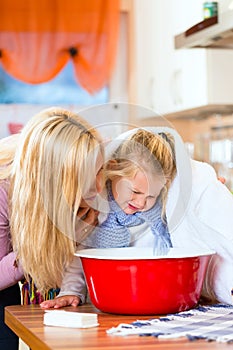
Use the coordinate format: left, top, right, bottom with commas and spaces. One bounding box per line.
131, 0, 233, 119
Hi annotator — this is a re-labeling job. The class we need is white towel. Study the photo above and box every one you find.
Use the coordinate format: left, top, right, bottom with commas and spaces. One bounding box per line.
44, 310, 99, 328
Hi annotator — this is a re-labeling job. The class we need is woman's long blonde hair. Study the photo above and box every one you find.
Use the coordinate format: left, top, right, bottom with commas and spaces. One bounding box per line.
0, 107, 103, 292
105, 129, 177, 217
0, 134, 20, 179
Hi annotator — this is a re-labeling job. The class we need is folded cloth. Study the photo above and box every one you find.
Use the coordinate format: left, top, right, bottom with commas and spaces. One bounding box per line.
107, 304, 233, 343
44, 310, 99, 328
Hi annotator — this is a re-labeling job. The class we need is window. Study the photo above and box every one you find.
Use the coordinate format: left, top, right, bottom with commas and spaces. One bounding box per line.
0, 61, 108, 105
0, 8, 128, 140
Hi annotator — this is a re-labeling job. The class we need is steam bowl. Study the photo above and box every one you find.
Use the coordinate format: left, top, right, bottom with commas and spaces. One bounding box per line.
76, 247, 214, 315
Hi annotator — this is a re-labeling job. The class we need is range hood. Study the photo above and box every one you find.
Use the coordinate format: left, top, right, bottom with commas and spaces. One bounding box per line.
175, 11, 233, 49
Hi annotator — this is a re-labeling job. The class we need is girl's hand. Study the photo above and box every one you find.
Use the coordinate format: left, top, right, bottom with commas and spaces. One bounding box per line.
40, 295, 81, 309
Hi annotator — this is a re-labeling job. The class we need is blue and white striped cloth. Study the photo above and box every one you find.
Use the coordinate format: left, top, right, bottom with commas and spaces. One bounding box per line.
107, 304, 233, 343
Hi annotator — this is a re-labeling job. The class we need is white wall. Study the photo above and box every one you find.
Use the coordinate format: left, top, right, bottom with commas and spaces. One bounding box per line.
0, 103, 131, 140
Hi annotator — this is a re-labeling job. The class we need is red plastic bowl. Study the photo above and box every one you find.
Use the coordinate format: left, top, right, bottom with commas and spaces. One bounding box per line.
76, 247, 214, 315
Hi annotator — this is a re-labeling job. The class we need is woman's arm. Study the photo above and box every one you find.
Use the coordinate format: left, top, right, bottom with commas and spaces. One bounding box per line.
40, 255, 86, 308
0, 182, 24, 290
0, 252, 24, 290
40, 203, 102, 309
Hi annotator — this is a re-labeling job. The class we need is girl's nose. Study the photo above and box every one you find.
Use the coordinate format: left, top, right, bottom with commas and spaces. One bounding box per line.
133, 195, 146, 208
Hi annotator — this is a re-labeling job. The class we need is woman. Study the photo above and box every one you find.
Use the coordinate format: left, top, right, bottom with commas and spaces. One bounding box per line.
0, 107, 104, 349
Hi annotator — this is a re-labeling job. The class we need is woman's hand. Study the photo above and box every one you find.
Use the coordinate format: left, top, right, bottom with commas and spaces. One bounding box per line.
77, 205, 99, 226
76, 202, 99, 242
40, 295, 81, 309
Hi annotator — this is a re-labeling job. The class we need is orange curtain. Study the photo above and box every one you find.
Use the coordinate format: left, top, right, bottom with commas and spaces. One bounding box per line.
0, 0, 120, 93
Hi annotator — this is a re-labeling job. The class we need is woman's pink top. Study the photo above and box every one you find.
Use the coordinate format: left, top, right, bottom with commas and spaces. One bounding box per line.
0, 180, 24, 290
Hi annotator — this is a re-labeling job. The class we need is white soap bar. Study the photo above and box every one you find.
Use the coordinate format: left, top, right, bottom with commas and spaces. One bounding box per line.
43, 310, 99, 328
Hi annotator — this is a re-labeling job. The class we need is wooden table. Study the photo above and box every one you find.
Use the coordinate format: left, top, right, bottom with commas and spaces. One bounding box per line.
5, 304, 231, 350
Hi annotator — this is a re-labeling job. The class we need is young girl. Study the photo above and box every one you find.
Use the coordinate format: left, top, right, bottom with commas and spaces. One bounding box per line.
41, 126, 233, 309
0, 107, 104, 349
83, 129, 176, 251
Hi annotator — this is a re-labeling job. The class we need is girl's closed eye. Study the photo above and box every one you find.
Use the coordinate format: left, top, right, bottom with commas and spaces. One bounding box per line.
132, 190, 140, 194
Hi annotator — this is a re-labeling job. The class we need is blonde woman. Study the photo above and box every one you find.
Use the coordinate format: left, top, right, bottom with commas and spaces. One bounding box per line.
0, 107, 104, 349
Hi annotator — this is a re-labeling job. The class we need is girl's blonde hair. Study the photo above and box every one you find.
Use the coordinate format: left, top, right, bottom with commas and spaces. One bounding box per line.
105, 129, 176, 216
0, 107, 103, 292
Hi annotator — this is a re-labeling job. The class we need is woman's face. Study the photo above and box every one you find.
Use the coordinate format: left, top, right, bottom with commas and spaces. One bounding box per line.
112, 170, 166, 214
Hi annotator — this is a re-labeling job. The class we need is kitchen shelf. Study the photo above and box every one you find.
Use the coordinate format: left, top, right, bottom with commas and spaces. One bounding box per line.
175, 11, 233, 49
